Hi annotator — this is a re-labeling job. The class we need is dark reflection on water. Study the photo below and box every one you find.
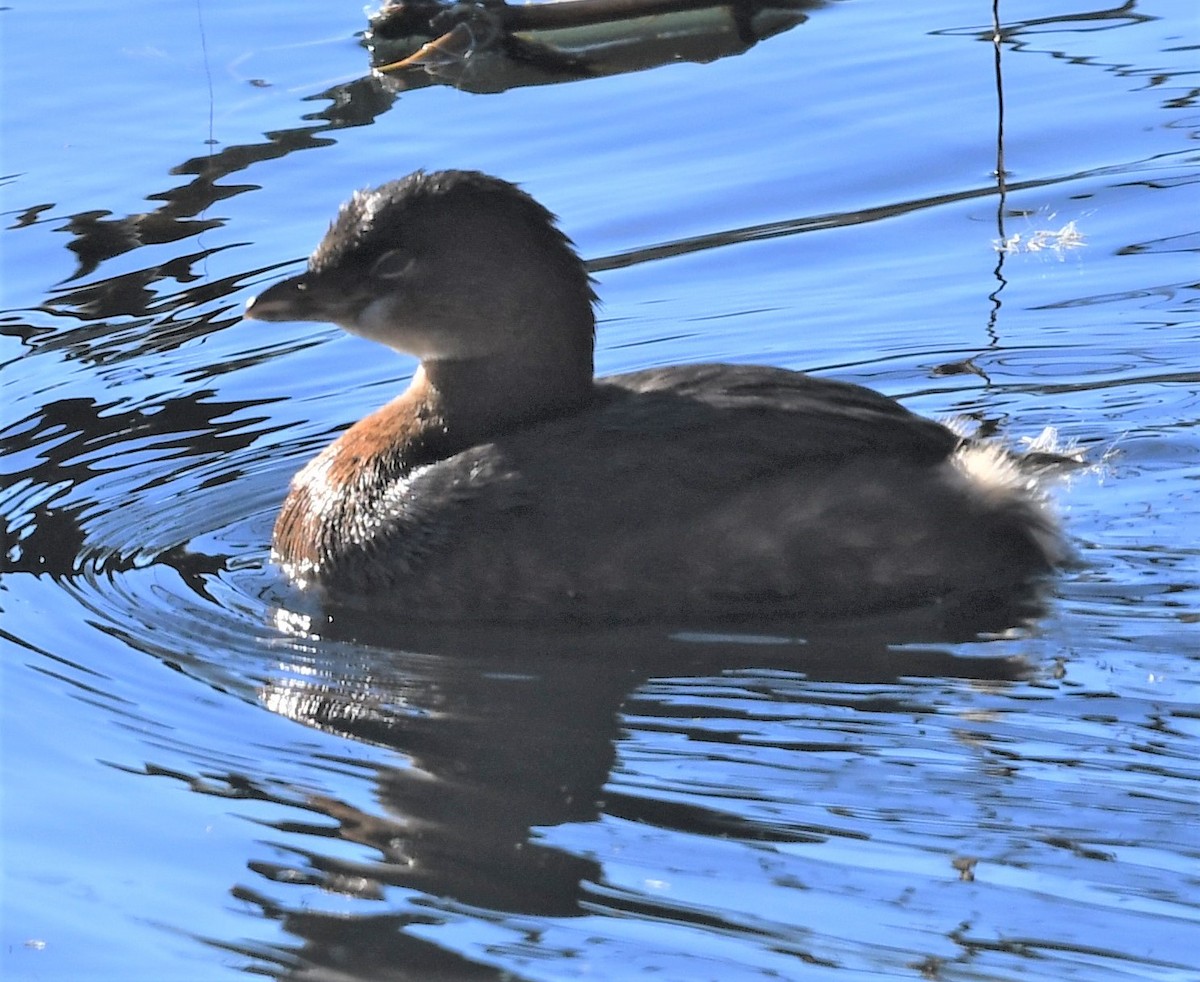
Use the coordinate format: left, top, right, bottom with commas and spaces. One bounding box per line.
1, 391, 279, 576
165, 611, 1042, 979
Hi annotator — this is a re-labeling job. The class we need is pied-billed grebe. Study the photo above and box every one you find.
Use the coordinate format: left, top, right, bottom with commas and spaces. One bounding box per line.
246, 169, 1065, 623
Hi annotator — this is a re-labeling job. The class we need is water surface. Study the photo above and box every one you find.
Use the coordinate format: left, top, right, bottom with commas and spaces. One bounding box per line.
2, 0, 1198, 979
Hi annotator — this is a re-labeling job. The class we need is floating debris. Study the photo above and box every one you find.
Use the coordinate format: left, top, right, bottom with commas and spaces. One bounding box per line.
996, 219, 1086, 257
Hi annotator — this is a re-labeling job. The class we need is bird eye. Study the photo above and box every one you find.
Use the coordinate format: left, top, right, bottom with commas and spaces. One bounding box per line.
369, 248, 415, 280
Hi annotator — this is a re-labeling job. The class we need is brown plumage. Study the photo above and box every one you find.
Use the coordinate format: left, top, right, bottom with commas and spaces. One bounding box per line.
247, 170, 1066, 624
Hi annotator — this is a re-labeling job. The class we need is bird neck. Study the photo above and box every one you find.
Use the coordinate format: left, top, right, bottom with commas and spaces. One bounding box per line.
416, 346, 594, 445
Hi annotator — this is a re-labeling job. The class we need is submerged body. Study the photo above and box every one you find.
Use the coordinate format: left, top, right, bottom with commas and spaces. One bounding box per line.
247, 170, 1064, 624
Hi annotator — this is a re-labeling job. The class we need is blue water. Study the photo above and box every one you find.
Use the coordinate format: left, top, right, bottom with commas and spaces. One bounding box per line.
3, 0, 1198, 979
